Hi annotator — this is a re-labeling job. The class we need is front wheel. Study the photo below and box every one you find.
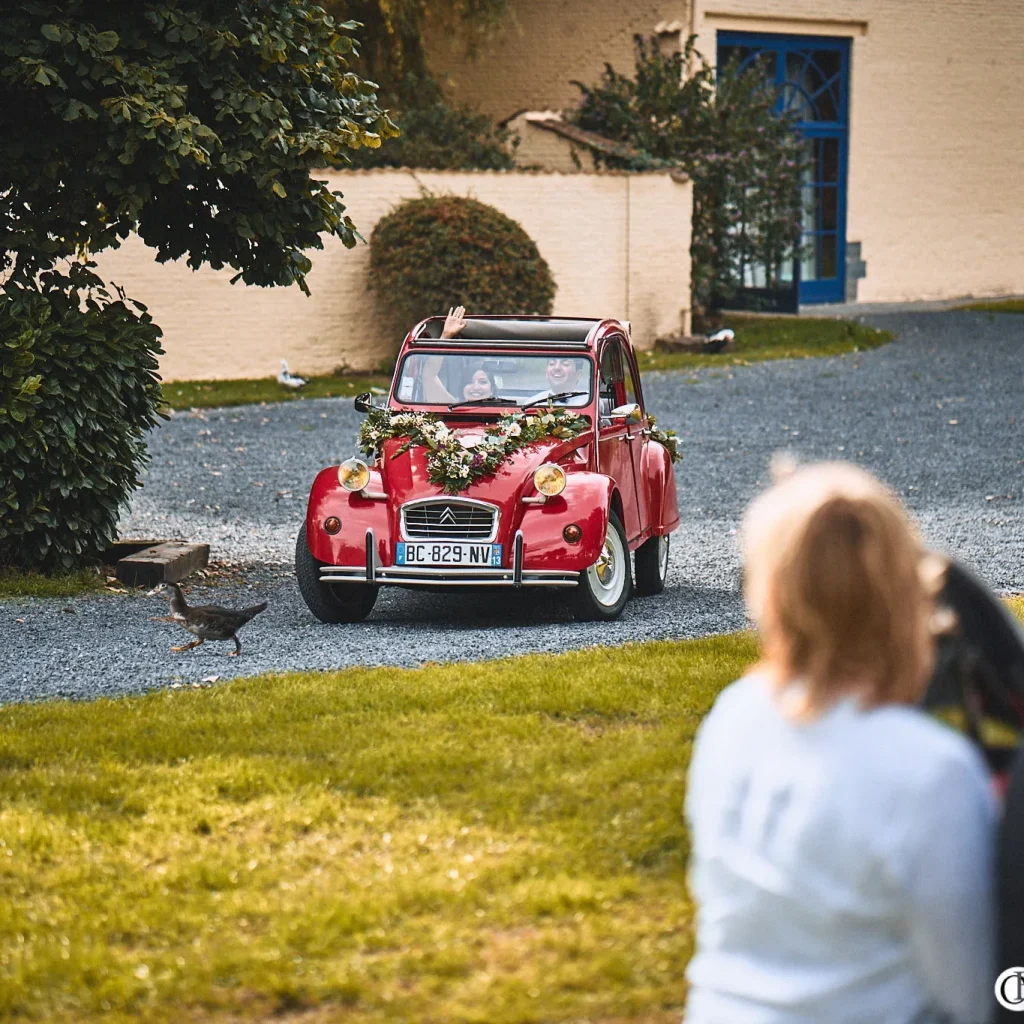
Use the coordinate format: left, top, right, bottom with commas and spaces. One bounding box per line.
571, 512, 632, 621
295, 524, 378, 623
634, 532, 670, 596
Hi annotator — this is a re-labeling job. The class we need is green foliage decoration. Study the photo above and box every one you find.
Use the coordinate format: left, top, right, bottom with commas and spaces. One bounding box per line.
0, 0, 398, 291
359, 406, 587, 494
567, 36, 808, 313
645, 414, 681, 463
369, 195, 556, 333
0, 264, 164, 572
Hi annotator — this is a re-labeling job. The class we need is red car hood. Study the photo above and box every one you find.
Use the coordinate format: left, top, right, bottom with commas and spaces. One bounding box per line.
378, 428, 592, 504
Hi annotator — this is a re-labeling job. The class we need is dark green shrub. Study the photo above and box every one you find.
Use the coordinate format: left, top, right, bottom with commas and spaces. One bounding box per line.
369, 195, 556, 330
0, 265, 163, 572
568, 36, 807, 314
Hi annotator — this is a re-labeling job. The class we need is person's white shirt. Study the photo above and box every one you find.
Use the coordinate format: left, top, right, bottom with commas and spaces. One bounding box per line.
685, 673, 997, 1024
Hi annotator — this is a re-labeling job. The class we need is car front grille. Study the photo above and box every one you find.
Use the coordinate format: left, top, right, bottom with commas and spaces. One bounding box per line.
401, 500, 498, 541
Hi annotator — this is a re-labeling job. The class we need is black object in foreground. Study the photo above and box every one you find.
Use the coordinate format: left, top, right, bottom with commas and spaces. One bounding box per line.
920, 560, 1024, 1016
923, 559, 1024, 774
151, 582, 267, 656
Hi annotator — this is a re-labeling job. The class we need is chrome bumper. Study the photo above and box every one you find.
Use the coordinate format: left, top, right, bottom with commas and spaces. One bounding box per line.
319, 529, 579, 588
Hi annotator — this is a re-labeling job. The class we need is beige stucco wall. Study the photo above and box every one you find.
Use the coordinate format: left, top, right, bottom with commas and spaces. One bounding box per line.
431, 0, 1024, 304
426, 0, 690, 121
690, 0, 1024, 303
93, 169, 692, 382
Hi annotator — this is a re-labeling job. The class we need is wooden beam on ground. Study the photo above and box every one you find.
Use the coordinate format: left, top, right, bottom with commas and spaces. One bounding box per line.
103, 538, 169, 562
115, 542, 210, 587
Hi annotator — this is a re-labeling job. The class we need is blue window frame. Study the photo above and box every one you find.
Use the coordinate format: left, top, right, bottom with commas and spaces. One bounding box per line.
717, 32, 851, 305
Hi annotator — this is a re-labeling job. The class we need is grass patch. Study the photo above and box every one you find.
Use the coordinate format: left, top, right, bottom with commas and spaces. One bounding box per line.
1006, 594, 1024, 621
0, 633, 757, 1022
638, 315, 893, 372
5, 601, 1022, 1021
0, 567, 103, 600
161, 372, 392, 411
954, 298, 1024, 314
163, 317, 891, 411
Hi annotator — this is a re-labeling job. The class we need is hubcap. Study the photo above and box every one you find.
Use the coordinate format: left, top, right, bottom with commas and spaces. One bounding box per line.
588, 527, 627, 607
658, 535, 670, 580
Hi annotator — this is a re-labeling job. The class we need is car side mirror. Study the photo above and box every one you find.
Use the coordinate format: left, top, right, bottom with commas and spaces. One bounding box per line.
610, 403, 643, 424
354, 392, 374, 413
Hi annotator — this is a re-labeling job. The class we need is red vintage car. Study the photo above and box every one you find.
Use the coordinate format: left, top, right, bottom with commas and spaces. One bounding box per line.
296, 315, 680, 622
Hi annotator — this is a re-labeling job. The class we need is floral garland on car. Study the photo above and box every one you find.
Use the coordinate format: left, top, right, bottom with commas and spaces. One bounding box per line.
646, 414, 682, 462
358, 407, 589, 495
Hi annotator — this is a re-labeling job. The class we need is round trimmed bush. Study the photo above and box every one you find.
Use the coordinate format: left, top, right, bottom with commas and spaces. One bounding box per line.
369, 195, 556, 330
0, 269, 163, 572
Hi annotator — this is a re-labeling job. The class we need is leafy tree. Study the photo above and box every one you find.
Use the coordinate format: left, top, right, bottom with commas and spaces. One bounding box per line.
0, 0, 396, 570
567, 36, 807, 315
1, 0, 397, 289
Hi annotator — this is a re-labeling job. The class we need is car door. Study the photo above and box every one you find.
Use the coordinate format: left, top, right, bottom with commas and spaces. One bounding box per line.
596, 338, 642, 542
621, 347, 649, 532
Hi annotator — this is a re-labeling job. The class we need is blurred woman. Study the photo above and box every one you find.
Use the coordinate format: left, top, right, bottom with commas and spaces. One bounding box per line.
685, 461, 996, 1024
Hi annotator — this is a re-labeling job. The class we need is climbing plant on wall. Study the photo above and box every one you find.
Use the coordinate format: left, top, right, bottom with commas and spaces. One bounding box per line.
567, 35, 808, 316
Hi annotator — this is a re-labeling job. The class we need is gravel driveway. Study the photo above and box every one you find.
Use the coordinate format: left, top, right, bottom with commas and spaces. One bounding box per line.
3, 311, 1021, 703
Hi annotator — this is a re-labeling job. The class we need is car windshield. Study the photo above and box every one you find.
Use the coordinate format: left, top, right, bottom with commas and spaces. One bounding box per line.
394, 353, 594, 408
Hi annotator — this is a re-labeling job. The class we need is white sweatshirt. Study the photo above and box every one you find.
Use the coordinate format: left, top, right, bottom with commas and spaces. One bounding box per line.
685, 674, 997, 1024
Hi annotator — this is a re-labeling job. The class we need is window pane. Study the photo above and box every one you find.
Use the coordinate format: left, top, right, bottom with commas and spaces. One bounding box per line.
624, 363, 639, 407
820, 137, 839, 183
801, 235, 819, 281
819, 234, 838, 280
784, 49, 841, 122
819, 186, 838, 231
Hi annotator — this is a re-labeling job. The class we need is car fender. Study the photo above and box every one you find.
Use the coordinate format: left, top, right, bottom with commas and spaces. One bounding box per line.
518, 471, 614, 573
641, 439, 680, 534
305, 467, 390, 566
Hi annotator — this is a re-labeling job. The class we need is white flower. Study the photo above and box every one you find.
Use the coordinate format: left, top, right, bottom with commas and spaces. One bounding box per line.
506, 423, 521, 437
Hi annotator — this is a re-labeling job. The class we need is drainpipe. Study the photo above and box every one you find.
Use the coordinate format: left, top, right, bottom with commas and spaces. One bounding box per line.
624, 174, 630, 321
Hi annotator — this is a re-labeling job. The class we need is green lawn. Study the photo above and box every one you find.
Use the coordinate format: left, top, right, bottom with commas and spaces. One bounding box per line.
954, 298, 1024, 314
0, 567, 104, 600
638, 315, 893, 373
161, 372, 391, 411
0, 633, 756, 1023
4, 602, 1021, 1022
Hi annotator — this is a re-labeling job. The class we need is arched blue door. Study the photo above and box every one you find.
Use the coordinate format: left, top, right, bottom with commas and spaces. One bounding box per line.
718, 32, 851, 305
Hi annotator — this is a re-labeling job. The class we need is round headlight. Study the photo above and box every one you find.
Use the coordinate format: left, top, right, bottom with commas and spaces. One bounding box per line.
338, 458, 370, 492
534, 463, 566, 497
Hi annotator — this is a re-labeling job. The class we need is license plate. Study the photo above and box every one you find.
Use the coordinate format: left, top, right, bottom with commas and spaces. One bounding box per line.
396, 542, 502, 567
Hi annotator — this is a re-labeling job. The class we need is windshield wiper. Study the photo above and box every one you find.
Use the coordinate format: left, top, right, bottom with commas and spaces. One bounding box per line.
447, 396, 521, 410
520, 390, 589, 407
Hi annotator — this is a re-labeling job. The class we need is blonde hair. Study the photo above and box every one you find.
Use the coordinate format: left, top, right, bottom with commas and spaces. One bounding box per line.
742, 460, 940, 718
